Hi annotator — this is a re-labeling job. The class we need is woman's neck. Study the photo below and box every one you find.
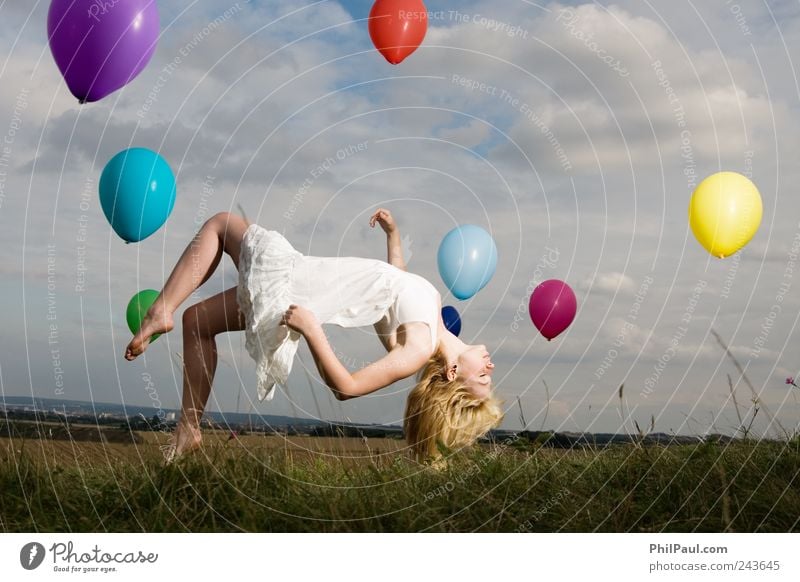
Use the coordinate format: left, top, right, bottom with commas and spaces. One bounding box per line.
438, 327, 467, 367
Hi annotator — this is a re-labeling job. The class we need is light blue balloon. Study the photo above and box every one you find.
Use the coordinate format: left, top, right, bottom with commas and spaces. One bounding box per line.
437, 225, 498, 300
99, 148, 176, 243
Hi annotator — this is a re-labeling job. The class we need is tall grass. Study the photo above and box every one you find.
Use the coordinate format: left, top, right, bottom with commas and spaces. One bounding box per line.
1, 438, 798, 532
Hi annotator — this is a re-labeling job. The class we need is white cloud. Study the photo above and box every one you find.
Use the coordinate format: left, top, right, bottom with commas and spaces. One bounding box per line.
579, 271, 636, 294
436, 119, 491, 148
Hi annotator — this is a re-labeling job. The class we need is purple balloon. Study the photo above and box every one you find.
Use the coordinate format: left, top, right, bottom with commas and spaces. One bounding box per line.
48, 0, 159, 103
528, 279, 577, 341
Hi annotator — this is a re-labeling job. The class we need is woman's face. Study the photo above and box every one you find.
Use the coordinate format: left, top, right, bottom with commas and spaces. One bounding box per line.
452, 344, 495, 399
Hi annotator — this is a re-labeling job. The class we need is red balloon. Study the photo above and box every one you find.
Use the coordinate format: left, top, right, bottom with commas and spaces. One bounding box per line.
369, 0, 428, 64
528, 280, 577, 341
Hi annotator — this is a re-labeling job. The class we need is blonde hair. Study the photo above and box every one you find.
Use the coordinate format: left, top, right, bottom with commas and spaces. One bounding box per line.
403, 345, 504, 463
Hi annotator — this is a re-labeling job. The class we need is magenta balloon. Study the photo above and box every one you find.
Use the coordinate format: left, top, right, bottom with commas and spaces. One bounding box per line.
528, 279, 577, 341
47, 0, 159, 103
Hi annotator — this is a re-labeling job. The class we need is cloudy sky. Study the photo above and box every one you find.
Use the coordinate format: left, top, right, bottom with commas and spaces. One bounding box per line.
1, 0, 799, 436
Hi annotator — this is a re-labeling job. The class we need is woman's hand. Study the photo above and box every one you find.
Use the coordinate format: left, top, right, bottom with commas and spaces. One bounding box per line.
370, 208, 406, 270
369, 208, 397, 235
282, 304, 320, 336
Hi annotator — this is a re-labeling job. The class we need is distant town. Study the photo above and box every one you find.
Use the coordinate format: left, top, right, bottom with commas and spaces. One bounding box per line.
0, 395, 741, 449
0, 395, 404, 439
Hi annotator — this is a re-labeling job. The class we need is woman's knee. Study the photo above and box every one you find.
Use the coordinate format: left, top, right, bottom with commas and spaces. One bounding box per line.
205, 211, 233, 232
183, 290, 242, 337
206, 211, 247, 240
182, 304, 207, 336
210, 211, 249, 228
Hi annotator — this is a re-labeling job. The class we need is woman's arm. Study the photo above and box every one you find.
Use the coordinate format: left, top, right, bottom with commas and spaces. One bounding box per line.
305, 324, 427, 400
385, 231, 406, 271
301, 324, 354, 400
369, 208, 406, 271
283, 304, 428, 401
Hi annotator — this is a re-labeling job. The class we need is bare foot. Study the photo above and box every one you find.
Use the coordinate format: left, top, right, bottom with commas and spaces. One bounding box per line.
125, 301, 174, 361
162, 421, 202, 464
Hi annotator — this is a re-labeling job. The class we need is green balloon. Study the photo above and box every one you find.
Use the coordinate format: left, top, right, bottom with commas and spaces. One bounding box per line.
126, 289, 162, 342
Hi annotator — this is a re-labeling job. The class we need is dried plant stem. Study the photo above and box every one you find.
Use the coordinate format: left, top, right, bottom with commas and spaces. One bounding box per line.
716, 463, 734, 532
517, 396, 528, 430
617, 384, 642, 449
711, 328, 789, 439
728, 373, 745, 436
541, 379, 551, 431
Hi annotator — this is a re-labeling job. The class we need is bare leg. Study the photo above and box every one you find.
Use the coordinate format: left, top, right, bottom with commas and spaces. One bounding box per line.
124, 212, 250, 361
166, 286, 246, 461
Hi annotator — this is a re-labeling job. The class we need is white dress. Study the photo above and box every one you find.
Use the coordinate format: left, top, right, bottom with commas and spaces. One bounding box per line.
236, 224, 441, 401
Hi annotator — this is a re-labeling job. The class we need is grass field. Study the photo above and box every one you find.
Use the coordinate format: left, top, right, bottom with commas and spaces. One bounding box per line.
1, 428, 799, 532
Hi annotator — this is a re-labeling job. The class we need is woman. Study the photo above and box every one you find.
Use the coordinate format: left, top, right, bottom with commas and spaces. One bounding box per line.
124, 209, 504, 462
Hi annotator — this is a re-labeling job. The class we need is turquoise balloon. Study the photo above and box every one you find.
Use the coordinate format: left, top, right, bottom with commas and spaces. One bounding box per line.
437, 225, 498, 300
99, 148, 176, 243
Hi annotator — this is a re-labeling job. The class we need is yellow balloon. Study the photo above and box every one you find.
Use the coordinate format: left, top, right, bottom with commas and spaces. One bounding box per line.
688, 171, 763, 259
